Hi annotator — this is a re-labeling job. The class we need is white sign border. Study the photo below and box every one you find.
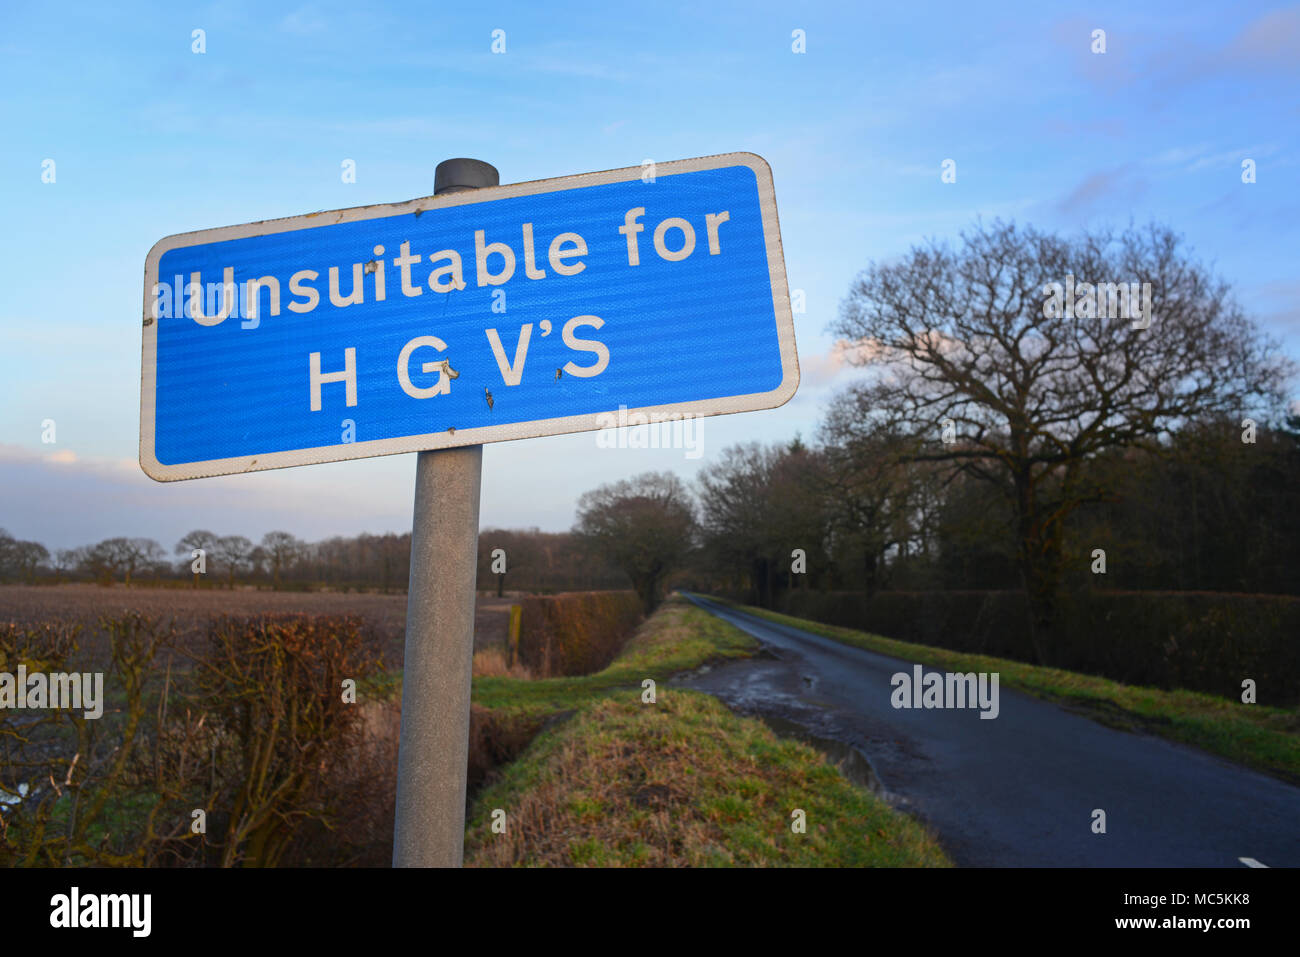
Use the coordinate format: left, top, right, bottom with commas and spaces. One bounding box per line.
140, 152, 798, 482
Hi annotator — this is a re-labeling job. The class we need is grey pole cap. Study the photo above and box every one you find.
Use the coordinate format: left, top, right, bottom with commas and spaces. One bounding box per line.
434, 158, 500, 195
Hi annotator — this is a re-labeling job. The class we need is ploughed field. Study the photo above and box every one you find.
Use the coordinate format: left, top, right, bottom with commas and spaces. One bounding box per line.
0, 584, 515, 669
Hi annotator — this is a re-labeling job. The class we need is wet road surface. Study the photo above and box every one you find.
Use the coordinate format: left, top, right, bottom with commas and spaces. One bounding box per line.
679, 594, 1300, 867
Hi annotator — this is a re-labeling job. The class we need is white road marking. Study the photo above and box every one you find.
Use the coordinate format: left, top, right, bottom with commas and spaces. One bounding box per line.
1238, 857, 1268, 868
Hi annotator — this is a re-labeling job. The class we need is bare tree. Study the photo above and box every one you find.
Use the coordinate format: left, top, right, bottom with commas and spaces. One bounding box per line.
574, 472, 696, 614
477, 529, 542, 598
79, 541, 118, 585
132, 539, 165, 585
831, 219, 1291, 658
261, 531, 302, 591
696, 441, 831, 604
815, 413, 926, 594
11, 541, 50, 584
140, 539, 168, 584
0, 529, 12, 582
215, 535, 255, 589
85, 537, 161, 587
248, 545, 268, 580
0, 533, 50, 584
52, 548, 80, 584
176, 529, 219, 588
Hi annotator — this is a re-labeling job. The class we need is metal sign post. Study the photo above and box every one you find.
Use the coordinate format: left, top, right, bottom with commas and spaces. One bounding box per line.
393, 159, 497, 867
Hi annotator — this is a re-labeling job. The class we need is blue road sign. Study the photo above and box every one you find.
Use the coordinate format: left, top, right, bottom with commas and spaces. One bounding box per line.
140, 153, 798, 480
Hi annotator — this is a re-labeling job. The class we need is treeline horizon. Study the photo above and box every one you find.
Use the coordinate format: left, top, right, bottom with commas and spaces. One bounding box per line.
0, 525, 631, 595
3, 410, 1298, 603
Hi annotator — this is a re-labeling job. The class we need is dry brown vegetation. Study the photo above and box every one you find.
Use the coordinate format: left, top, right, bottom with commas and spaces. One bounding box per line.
472, 647, 532, 679
0, 584, 537, 868
515, 591, 642, 677
0, 610, 394, 867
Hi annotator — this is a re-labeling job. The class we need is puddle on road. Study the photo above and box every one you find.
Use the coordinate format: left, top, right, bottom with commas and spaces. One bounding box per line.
677, 651, 904, 806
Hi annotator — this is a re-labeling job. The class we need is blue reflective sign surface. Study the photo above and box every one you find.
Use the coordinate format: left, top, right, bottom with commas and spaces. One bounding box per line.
141, 154, 797, 480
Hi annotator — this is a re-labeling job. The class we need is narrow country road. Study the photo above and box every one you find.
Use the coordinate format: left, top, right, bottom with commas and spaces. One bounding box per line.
679, 593, 1300, 867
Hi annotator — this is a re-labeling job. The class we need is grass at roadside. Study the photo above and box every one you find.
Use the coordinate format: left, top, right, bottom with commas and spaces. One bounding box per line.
464, 691, 950, 867
463, 594, 951, 867
469, 594, 756, 716
710, 597, 1300, 784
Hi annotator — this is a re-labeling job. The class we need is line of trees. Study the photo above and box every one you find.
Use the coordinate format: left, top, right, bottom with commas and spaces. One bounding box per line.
474, 528, 629, 597
569, 414, 1300, 644
570, 221, 1299, 656
0, 529, 412, 592
0, 533, 50, 584
0, 525, 628, 595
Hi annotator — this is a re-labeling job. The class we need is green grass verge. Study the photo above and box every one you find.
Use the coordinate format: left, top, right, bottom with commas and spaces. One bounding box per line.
464, 691, 949, 867
463, 594, 951, 867
710, 597, 1300, 784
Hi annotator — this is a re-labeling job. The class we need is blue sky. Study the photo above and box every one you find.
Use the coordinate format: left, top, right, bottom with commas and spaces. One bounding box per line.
2, 0, 1297, 550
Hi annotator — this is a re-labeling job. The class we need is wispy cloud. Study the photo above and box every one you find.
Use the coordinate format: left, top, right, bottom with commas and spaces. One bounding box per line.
1146, 142, 1278, 174
1057, 164, 1147, 214
1224, 6, 1300, 71
1186, 145, 1275, 172
796, 340, 878, 391
1154, 6, 1300, 87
